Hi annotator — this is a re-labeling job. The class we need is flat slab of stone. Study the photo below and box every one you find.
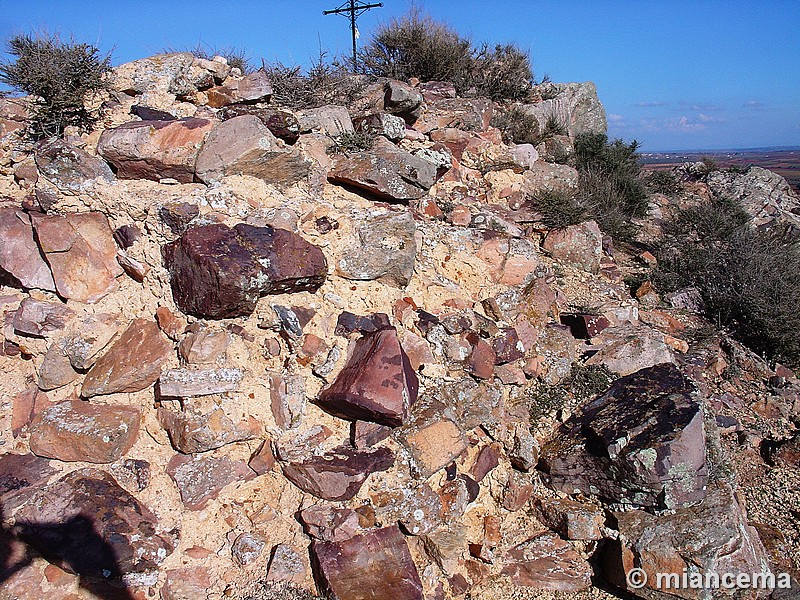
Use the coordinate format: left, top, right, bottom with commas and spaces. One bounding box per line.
316, 327, 418, 427
157, 402, 260, 453
158, 367, 242, 397
0, 209, 56, 291
12, 468, 174, 576
163, 223, 327, 319
328, 137, 437, 202
82, 318, 172, 397
30, 212, 122, 303
195, 115, 310, 185
281, 446, 394, 501
29, 400, 140, 463
501, 532, 593, 592
166, 453, 254, 510
311, 525, 423, 600
12, 297, 74, 337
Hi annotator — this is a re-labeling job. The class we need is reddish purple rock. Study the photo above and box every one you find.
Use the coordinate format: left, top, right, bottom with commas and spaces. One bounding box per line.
12, 468, 174, 576
163, 223, 327, 319
0, 452, 57, 512
316, 327, 418, 427
541, 363, 709, 509
311, 525, 423, 600
281, 446, 394, 501
560, 313, 611, 339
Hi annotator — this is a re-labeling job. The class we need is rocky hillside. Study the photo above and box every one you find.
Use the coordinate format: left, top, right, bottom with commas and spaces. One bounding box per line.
0, 52, 798, 600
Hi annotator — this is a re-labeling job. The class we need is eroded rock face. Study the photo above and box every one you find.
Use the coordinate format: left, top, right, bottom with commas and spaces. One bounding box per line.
523, 81, 607, 138
0, 209, 57, 292
82, 319, 172, 397
30, 212, 122, 303
316, 327, 419, 427
29, 400, 140, 463
13, 468, 174, 576
97, 118, 216, 183
604, 484, 772, 600
281, 446, 394, 501
163, 223, 327, 319
194, 115, 310, 185
541, 363, 709, 509
311, 525, 424, 600
328, 137, 437, 202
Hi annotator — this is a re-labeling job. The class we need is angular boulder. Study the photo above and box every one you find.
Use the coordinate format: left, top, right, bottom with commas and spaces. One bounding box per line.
0, 209, 56, 291
541, 363, 709, 509
328, 137, 437, 202
195, 115, 310, 185
97, 118, 216, 183
81, 318, 173, 397
316, 327, 419, 427
13, 468, 174, 576
163, 223, 327, 319
30, 212, 122, 303
35, 138, 114, 191
414, 97, 493, 134
158, 402, 260, 454
522, 81, 607, 138
219, 105, 301, 143
206, 70, 273, 107
12, 297, 74, 337
296, 105, 354, 136
311, 525, 423, 600
335, 210, 417, 287
542, 220, 603, 274
604, 483, 772, 599
29, 400, 140, 463
281, 446, 394, 501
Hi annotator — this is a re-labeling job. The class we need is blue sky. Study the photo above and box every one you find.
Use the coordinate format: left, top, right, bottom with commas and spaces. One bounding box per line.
1, 0, 798, 151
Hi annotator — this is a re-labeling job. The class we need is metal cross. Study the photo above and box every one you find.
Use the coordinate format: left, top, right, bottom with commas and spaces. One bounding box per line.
324, 0, 383, 70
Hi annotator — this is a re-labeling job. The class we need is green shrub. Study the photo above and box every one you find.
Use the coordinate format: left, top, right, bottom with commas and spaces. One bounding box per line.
361, 9, 534, 101
261, 54, 366, 109
529, 189, 588, 230
0, 32, 112, 138
656, 196, 800, 367
574, 132, 649, 239
182, 44, 254, 74
645, 169, 680, 195
491, 105, 539, 144
361, 8, 472, 86
470, 43, 533, 101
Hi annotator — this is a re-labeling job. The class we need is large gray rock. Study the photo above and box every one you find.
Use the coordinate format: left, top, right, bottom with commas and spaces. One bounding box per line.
195, 115, 310, 185
541, 363, 709, 509
328, 136, 437, 202
111, 52, 206, 97
35, 138, 114, 191
706, 166, 800, 229
336, 210, 417, 287
522, 81, 607, 138
296, 105, 354, 136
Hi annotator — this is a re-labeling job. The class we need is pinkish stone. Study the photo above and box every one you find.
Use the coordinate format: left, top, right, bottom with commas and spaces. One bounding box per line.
166, 453, 254, 510
82, 318, 173, 398
501, 532, 592, 592
30, 212, 122, 303
316, 327, 418, 427
97, 118, 216, 183
0, 209, 56, 291
29, 400, 140, 463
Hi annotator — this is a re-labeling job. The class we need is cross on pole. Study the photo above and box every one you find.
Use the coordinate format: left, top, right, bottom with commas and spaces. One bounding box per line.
323, 0, 383, 71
